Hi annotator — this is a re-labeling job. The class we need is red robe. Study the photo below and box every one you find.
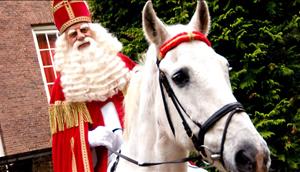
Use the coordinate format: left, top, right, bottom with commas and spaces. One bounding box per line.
49, 53, 135, 172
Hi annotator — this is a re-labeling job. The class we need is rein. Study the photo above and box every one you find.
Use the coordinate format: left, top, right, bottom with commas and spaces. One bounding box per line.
111, 32, 245, 171
109, 148, 201, 172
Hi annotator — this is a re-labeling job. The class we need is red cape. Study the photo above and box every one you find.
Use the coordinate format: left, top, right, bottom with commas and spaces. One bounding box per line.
49, 53, 135, 172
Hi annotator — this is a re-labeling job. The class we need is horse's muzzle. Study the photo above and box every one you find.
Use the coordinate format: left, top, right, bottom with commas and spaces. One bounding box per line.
234, 143, 270, 172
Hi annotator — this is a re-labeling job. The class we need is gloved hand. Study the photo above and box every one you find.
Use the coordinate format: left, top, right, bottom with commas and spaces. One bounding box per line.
88, 126, 123, 152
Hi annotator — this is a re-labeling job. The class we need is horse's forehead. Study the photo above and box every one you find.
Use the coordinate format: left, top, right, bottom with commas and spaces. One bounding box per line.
159, 43, 230, 86
166, 25, 194, 37
161, 42, 217, 67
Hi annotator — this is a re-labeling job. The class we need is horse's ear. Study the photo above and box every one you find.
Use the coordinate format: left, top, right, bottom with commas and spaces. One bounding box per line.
188, 0, 211, 36
142, 1, 168, 46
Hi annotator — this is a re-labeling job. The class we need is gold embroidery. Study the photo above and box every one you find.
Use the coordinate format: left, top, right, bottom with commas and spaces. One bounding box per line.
70, 137, 78, 172
79, 114, 91, 172
60, 16, 91, 33
52, 1, 65, 13
188, 32, 194, 41
52, 0, 81, 13
64, 0, 75, 19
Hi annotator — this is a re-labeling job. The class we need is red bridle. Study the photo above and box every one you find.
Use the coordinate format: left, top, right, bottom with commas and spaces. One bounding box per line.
159, 31, 211, 60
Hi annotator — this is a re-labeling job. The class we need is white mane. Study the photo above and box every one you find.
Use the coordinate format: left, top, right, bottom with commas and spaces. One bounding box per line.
124, 44, 158, 140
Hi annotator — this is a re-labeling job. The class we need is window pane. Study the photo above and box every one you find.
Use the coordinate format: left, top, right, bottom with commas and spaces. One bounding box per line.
44, 67, 56, 83
48, 84, 54, 95
37, 34, 48, 49
33, 26, 59, 103
40, 50, 52, 66
48, 34, 57, 48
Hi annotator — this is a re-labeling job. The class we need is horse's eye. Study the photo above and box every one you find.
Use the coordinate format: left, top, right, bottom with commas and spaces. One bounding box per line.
172, 68, 190, 87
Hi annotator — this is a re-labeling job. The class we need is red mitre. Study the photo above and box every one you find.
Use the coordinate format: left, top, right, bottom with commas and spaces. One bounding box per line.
51, 0, 92, 33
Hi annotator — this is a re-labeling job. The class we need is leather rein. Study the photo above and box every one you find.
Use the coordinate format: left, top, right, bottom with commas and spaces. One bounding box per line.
110, 32, 245, 171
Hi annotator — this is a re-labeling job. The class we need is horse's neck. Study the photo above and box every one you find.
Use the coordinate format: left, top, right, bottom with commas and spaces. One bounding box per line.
120, 55, 188, 171
121, 108, 188, 171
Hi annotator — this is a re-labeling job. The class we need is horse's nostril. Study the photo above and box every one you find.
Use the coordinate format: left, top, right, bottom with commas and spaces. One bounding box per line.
235, 149, 256, 172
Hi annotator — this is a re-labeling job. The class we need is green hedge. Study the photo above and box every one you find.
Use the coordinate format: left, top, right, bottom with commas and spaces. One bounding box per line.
89, 0, 300, 171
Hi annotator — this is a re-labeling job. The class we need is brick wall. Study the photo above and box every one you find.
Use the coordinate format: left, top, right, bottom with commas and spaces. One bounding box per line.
0, 1, 53, 155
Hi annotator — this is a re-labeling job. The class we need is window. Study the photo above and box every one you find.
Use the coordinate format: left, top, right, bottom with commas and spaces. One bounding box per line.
32, 25, 59, 102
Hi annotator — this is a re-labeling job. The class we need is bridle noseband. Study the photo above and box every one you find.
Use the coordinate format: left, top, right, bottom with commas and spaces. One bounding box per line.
157, 31, 245, 165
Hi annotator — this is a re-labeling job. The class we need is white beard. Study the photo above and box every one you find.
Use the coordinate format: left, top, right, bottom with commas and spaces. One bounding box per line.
57, 36, 131, 102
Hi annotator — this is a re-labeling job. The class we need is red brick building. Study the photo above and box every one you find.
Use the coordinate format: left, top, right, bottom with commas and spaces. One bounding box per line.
0, 1, 57, 171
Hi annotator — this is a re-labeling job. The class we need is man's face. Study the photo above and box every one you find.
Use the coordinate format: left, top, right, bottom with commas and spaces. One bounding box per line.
66, 22, 94, 50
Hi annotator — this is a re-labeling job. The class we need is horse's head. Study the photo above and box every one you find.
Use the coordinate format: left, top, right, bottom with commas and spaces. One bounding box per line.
141, 0, 271, 171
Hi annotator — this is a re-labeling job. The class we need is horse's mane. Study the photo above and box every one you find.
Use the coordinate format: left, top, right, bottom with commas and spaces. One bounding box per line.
123, 64, 143, 140
123, 45, 158, 140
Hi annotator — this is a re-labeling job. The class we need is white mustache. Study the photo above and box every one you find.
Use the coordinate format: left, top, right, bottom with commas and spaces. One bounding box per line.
73, 38, 91, 50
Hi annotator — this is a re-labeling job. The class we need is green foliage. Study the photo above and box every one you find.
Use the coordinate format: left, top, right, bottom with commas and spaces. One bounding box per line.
89, 0, 300, 171
209, 1, 300, 170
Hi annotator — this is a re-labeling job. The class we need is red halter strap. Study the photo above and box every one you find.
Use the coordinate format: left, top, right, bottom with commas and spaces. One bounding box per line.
158, 31, 211, 60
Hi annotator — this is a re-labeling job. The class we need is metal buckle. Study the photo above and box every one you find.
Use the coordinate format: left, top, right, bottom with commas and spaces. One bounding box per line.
199, 145, 221, 165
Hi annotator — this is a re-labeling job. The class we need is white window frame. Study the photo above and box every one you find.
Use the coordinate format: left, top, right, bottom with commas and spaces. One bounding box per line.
32, 25, 59, 103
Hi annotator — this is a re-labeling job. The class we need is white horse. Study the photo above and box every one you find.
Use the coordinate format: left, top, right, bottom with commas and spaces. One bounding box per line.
115, 1, 271, 172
